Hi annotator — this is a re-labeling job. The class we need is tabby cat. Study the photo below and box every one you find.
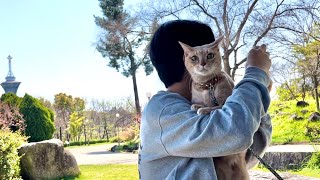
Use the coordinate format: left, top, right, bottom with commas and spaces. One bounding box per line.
179, 36, 249, 180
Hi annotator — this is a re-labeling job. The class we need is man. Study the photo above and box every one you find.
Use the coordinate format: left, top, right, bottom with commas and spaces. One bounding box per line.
138, 19, 272, 180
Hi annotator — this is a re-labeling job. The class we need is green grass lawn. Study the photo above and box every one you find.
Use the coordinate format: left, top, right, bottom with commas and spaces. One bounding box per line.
64, 141, 114, 149
269, 97, 319, 144
63, 164, 138, 180
254, 166, 320, 179
290, 168, 320, 178
64, 164, 319, 180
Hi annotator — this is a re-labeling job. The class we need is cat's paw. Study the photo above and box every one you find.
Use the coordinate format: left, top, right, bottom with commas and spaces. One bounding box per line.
191, 104, 205, 111
197, 107, 212, 115
197, 106, 222, 115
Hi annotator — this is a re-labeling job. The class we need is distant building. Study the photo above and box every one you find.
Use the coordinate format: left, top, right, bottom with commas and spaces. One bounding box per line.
1, 55, 21, 94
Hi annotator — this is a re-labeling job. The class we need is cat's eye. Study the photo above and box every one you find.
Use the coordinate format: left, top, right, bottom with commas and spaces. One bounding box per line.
207, 53, 214, 59
191, 56, 199, 62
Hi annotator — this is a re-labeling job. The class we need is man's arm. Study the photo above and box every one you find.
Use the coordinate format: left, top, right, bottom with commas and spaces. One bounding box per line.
157, 67, 271, 157
246, 114, 272, 168
159, 44, 272, 158
141, 44, 272, 158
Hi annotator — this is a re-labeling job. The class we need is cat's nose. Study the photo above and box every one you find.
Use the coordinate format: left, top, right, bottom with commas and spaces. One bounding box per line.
200, 61, 206, 66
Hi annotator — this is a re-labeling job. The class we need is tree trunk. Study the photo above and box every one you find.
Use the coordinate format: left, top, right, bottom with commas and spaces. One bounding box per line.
284, 82, 299, 102
316, 51, 320, 112
102, 125, 107, 139
132, 72, 141, 116
98, 126, 101, 139
84, 125, 87, 145
314, 75, 319, 112
106, 130, 109, 142
301, 73, 307, 101
78, 127, 81, 142
223, 53, 231, 77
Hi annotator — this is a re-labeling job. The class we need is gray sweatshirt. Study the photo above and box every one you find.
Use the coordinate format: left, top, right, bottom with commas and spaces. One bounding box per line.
138, 67, 272, 180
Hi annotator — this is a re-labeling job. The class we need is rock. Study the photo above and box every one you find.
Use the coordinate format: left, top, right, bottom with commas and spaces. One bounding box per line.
290, 114, 304, 121
125, 144, 139, 152
308, 112, 320, 122
261, 152, 312, 170
19, 139, 80, 180
296, 101, 309, 107
123, 145, 129, 150
301, 109, 308, 114
110, 145, 118, 152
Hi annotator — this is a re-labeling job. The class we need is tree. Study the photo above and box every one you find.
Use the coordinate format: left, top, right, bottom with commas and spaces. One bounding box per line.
0, 102, 25, 133
138, 0, 319, 79
38, 97, 54, 110
73, 97, 85, 113
69, 112, 85, 142
87, 99, 103, 139
0, 93, 25, 132
53, 93, 87, 141
89, 98, 115, 141
0, 93, 22, 108
94, 0, 154, 116
87, 97, 137, 141
294, 40, 320, 111
68, 97, 86, 142
53, 93, 74, 137
19, 94, 55, 142
97, 100, 113, 140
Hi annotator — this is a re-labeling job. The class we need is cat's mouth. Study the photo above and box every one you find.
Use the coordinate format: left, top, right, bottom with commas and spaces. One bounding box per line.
195, 68, 211, 76
196, 66, 209, 72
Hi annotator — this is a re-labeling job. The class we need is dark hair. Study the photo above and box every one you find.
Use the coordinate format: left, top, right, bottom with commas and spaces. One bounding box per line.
149, 20, 215, 88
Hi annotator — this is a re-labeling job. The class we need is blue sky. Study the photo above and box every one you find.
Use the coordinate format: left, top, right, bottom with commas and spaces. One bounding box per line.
0, 0, 164, 104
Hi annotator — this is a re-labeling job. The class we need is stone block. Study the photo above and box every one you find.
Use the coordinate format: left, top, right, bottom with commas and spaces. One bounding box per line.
19, 139, 80, 180
261, 152, 313, 170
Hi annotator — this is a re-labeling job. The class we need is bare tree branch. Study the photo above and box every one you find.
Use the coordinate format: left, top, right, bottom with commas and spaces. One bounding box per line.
191, 0, 223, 35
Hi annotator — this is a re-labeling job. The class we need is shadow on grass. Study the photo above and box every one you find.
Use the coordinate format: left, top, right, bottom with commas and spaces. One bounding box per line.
61, 175, 78, 180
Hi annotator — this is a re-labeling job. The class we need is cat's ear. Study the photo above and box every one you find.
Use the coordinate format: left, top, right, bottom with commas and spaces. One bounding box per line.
215, 35, 224, 44
178, 41, 193, 53
208, 35, 224, 48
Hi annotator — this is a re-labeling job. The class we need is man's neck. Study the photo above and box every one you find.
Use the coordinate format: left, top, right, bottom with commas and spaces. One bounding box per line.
167, 81, 191, 101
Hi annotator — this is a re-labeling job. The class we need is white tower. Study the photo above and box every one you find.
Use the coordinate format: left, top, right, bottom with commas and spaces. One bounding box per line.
1, 55, 21, 94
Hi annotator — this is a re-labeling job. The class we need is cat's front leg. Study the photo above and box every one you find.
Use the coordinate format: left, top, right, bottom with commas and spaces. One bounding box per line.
197, 105, 222, 115
191, 104, 205, 111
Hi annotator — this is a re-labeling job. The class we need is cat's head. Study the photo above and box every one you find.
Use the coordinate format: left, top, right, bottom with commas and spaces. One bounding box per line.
179, 36, 224, 82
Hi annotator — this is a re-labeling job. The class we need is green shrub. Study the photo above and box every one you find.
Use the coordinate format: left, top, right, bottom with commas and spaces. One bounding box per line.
63, 139, 108, 147
306, 122, 320, 142
119, 128, 135, 142
122, 140, 139, 152
19, 94, 55, 142
109, 136, 121, 143
0, 130, 27, 180
0, 93, 22, 108
306, 152, 320, 169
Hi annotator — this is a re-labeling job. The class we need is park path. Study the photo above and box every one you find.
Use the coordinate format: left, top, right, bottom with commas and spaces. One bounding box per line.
266, 144, 320, 152
67, 143, 138, 165
67, 143, 320, 179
